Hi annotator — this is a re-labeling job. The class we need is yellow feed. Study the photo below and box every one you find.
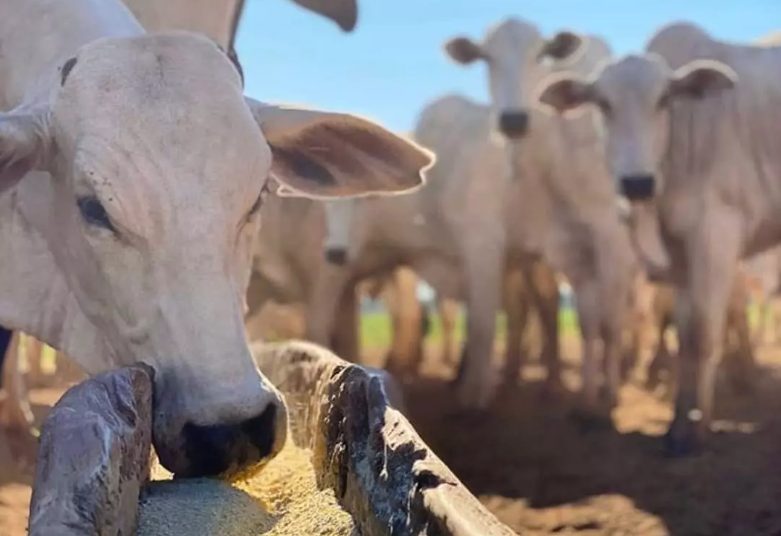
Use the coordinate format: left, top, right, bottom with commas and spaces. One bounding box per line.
139, 442, 354, 536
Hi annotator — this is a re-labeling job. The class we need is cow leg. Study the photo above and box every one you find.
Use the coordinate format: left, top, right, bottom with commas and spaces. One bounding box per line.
26, 336, 47, 387
573, 281, 602, 413
456, 242, 503, 409
385, 268, 425, 376
331, 282, 360, 362
306, 263, 352, 351
601, 302, 626, 410
503, 269, 530, 385
525, 260, 561, 395
622, 275, 652, 379
0, 332, 34, 432
438, 298, 459, 366
647, 310, 674, 390
722, 277, 756, 393
666, 221, 740, 456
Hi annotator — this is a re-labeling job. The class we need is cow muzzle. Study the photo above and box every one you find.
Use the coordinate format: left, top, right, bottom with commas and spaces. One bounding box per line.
498, 110, 530, 139
620, 174, 656, 201
180, 402, 284, 477
152, 374, 288, 477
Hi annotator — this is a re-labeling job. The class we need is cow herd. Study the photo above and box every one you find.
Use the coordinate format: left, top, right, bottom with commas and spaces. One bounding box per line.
248, 18, 781, 458
0, 1, 780, 488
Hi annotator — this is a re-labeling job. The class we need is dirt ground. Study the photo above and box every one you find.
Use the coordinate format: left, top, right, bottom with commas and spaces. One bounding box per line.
3, 340, 781, 535
401, 339, 781, 536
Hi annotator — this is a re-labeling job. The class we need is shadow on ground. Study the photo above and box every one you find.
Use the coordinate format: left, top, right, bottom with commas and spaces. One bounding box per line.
402, 355, 781, 535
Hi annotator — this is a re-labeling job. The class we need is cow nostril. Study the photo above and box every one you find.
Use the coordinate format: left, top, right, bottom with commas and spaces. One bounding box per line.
180, 403, 279, 477
240, 402, 277, 457
182, 421, 240, 477
498, 111, 530, 139
620, 174, 656, 201
324, 247, 348, 265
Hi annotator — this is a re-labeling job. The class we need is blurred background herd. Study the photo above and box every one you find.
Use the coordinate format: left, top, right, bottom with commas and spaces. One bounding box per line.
5, 1, 781, 535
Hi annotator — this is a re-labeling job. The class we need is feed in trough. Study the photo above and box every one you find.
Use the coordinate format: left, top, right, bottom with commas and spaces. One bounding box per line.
139, 442, 355, 536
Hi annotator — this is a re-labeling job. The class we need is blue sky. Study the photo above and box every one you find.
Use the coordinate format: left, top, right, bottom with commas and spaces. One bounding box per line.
236, 1, 781, 132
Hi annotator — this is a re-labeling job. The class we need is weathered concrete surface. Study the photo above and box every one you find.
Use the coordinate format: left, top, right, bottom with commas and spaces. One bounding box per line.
253, 341, 517, 536
28, 364, 154, 536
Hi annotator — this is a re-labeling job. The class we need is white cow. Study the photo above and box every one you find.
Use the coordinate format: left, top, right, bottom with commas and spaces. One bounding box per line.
0, 0, 430, 475
537, 22, 781, 453
446, 19, 637, 413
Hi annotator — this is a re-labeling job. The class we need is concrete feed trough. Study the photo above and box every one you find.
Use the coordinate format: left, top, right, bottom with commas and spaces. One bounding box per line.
28, 341, 516, 535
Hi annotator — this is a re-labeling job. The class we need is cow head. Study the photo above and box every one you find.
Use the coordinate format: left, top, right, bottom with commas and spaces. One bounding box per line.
445, 18, 582, 139
537, 54, 736, 200
0, 32, 431, 476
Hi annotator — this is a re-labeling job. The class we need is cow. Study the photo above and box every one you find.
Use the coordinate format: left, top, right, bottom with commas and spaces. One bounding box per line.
537, 21, 781, 453
446, 19, 638, 414
0, 0, 430, 476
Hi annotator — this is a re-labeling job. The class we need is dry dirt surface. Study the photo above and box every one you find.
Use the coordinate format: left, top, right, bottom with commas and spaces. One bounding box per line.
0, 388, 64, 536
3, 343, 781, 535
402, 341, 781, 536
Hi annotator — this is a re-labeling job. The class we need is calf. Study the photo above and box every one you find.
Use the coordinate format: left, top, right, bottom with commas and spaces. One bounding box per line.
448, 19, 637, 413
538, 22, 781, 453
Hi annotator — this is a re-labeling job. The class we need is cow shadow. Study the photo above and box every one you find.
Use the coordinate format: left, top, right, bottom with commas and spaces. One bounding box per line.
401, 362, 781, 535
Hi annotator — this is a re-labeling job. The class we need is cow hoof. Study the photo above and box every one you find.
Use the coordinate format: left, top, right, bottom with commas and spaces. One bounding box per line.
663, 419, 703, 457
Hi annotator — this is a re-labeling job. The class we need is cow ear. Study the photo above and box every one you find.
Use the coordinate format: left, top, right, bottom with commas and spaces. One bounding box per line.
0, 109, 52, 194
670, 59, 737, 99
444, 36, 485, 64
539, 31, 582, 61
246, 98, 434, 199
288, 0, 357, 32
537, 74, 595, 113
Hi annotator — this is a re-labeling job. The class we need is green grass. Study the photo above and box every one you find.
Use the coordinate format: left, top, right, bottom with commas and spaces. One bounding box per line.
360, 304, 766, 353
360, 306, 580, 351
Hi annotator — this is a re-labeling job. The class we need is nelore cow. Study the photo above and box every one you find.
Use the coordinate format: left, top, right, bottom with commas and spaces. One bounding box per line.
0, 0, 430, 475
538, 22, 781, 453
447, 18, 638, 414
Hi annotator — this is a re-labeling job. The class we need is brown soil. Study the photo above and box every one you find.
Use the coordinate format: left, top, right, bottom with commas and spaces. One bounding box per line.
4, 342, 781, 535
401, 340, 781, 535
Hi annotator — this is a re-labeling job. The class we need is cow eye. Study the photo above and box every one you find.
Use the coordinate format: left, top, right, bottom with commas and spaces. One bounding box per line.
77, 196, 115, 232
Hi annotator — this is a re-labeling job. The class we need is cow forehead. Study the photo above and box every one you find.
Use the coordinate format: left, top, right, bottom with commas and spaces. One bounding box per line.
54, 33, 266, 176
484, 18, 543, 56
598, 56, 670, 102
58, 32, 245, 119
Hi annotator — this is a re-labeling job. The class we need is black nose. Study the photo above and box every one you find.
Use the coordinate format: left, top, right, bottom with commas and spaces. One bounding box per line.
498, 110, 530, 138
620, 174, 656, 201
325, 247, 348, 265
181, 403, 277, 477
